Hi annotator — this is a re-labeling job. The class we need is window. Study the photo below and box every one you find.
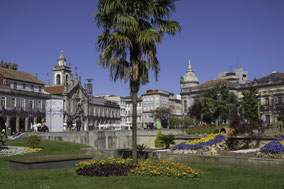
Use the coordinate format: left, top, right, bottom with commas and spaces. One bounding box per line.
1, 97, 6, 107
31, 85, 34, 91
56, 74, 61, 85
38, 101, 42, 110
13, 82, 17, 89
23, 84, 26, 89
184, 100, 187, 112
11, 98, 16, 107
264, 98, 269, 105
39, 86, 42, 93
21, 99, 25, 109
29, 100, 34, 109
243, 74, 247, 78
278, 97, 282, 104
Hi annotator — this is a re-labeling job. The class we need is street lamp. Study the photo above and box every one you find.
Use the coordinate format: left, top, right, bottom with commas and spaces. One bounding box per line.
217, 92, 222, 125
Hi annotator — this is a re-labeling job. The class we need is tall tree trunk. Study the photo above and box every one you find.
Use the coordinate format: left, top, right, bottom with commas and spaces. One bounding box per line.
131, 81, 139, 164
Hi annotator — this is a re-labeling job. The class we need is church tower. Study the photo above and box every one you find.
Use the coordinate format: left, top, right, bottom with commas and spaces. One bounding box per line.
180, 59, 199, 115
53, 51, 72, 86
180, 59, 199, 91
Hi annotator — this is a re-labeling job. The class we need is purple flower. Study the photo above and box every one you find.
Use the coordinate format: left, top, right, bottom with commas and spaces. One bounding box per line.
260, 137, 284, 154
172, 134, 225, 150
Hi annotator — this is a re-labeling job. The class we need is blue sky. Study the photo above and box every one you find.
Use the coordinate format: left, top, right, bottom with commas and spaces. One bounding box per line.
0, 0, 283, 97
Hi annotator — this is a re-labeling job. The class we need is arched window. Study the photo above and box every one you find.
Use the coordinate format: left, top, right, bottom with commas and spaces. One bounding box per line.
56, 74, 61, 85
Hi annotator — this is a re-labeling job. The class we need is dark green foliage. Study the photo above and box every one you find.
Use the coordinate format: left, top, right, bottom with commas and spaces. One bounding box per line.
187, 99, 202, 121
137, 144, 147, 151
201, 84, 238, 124
169, 117, 195, 129
276, 103, 284, 122
240, 87, 260, 121
27, 135, 41, 148
160, 134, 175, 149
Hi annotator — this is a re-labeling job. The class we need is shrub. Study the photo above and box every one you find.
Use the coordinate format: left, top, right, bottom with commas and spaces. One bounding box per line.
160, 134, 175, 149
27, 135, 41, 148
137, 144, 147, 152
154, 130, 164, 147
229, 114, 265, 137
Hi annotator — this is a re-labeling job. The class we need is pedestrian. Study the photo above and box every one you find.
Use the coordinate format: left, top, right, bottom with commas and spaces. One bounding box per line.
39, 122, 49, 132
76, 117, 82, 131
1, 128, 6, 138
67, 117, 73, 132
155, 119, 162, 130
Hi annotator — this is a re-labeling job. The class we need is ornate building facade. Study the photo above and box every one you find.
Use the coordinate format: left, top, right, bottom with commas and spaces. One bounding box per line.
180, 59, 284, 125
44, 52, 120, 131
0, 62, 62, 133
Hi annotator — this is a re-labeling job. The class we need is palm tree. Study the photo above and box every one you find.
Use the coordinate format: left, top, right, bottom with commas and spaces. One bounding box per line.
95, 0, 181, 163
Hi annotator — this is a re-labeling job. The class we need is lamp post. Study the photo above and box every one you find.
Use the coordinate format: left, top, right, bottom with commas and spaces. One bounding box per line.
217, 92, 222, 125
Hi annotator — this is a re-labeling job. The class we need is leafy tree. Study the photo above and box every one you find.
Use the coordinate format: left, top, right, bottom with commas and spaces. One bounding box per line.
276, 103, 284, 122
151, 108, 171, 121
95, 0, 181, 163
201, 84, 238, 124
187, 99, 202, 121
240, 87, 260, 121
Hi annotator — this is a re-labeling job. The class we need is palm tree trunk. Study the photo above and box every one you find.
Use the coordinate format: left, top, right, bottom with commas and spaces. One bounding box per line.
131, 81, 138, 164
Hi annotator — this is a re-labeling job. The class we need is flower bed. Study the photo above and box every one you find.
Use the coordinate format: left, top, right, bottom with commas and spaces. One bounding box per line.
76, 158, 200, 179
172, 133, 225, 150
260, 137, 284, 154
0, 146, 41, 157
129, 159, 200, 178
76, 158, 135, 177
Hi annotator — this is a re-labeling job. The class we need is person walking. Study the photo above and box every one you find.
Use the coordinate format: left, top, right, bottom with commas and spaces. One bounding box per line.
155, 119, 162, 130
76, 117, 82, 131
67, 117, 73, 132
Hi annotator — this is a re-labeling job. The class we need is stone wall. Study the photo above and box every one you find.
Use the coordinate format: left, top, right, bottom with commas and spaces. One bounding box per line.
27, 129, 186, 149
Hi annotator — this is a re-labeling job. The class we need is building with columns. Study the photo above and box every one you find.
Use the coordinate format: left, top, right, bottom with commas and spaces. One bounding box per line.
44, 52, 120, 131
0, 61, 62, 134
180, 59, 284, 125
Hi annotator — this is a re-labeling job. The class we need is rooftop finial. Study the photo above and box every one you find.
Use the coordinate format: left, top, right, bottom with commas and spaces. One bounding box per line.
187, 59, 193, 72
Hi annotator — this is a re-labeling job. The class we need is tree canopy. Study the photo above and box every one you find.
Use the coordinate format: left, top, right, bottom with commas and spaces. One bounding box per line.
95, 0, 181, 162
240, 87, 260, 121
201, 84, 238, 124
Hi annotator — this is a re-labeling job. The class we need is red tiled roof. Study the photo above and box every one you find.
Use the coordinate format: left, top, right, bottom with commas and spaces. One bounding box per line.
44, 86, 65, 95
200, 79, 231, 86
0, 68, 44, 85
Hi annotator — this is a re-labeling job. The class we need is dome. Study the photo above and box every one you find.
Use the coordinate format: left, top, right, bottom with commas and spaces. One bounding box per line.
58, 51, 66, 62
182, 59, 199, 83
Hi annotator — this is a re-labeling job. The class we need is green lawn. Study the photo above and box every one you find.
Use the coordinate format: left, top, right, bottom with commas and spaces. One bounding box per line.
0, 138, 283, 189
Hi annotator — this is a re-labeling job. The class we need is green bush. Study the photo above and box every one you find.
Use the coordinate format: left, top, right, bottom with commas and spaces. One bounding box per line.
160, 134, 175, 149
137, 144, 147, 151
27, 135, 41, 148
155, 130, 164, 147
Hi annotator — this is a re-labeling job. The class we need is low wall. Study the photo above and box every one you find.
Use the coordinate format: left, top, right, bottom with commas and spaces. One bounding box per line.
26, 129, 186, 149
79, 148, 284, 171
156, 152, 284, 171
